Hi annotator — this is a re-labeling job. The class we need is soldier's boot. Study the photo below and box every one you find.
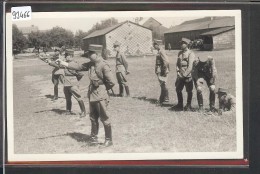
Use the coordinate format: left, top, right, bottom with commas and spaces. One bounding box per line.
209, 91, 217, 112
171, 92, 183, 111
184, 92, 193, 111
65, 100, 72, 114
102, 124, 113, 147
197, 92, 204, 111
78, 100, 86, 117
119, 85, 124, 97
53, 85, 58, 100
159, 88, 164, 104
125, 86, 130, 97
89, 121, 99, 146
163, 89, 169, 103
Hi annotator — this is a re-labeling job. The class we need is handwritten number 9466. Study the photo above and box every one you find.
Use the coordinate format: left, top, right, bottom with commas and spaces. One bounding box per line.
12, 11, 30, 20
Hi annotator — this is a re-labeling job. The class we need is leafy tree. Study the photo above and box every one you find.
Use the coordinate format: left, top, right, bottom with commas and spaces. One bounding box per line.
12, 24, 28, 54
47, 26, 74, 48
86, 18, 119, 36
74, 30, 88, 48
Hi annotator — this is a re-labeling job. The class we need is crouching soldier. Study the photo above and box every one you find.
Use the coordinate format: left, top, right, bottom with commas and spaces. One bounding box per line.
153, 40, 170, 104
57, 44, 115, 147
192, 56, 217, 112
46, 50, 86, 117
113, 41, 130, 97
216, 88, 236, 115
172, 38, 194, 111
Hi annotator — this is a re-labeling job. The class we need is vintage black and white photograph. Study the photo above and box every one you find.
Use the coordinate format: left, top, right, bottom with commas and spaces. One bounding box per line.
6, 10, 243, 161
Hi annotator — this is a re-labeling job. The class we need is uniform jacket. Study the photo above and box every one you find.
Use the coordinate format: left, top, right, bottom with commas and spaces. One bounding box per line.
176, 49, 195, 78
51, 53, 64, 75
67, 59, 115, 102
116, 51, 128, 72
49, 60, 83, 87
192, 57, 217, 80
155, 47, 170, 76
219, 94, 236, 111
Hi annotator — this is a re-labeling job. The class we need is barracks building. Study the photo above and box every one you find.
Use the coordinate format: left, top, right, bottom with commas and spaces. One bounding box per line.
82, 21, 153, 57
164, 17, 235, 50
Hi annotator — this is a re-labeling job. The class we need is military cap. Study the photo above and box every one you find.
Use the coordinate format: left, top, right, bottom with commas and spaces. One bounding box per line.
180, 38, 191, 44
153, 39, 163, 45
216, 88, 228, 94
87, 44, 103, 53
113, 41, 121, 47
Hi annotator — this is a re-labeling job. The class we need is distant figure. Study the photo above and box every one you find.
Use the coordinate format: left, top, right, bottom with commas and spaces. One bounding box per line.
217, 88, 236, 115
168, 43, 171, 51
113, 41, 130, 97
172, 38, 194, 111
153, 39, 170, 105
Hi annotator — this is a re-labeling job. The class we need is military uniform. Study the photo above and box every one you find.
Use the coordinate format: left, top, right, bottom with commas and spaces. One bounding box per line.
155, 45, 170, 103
48, 56, 86, 117
217, 88, 236, 114
114, 41, 130, 97
192, 56, 217, 111
65, 44, 115, 146
174, 40, 195, 110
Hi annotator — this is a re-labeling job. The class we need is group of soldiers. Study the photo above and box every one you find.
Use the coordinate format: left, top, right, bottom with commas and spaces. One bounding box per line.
154, 37, 236, 114
37, 37, 235, 147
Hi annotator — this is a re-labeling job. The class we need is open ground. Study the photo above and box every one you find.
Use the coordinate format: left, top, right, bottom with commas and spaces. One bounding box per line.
12, 49, 236, 154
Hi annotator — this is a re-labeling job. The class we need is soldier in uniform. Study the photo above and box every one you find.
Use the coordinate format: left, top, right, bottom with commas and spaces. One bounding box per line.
192, 56, 217, 111
172, 38, 194, 111
51, 49, 64, 100
44, 50, 86, 117
153, 40, 170, 104
217, 88, 236, 115
113, 41, 130, 97
57, 44, 115, 147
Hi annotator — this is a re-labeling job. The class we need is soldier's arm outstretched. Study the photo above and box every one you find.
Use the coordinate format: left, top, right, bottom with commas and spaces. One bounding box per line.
57, 59, 93, 71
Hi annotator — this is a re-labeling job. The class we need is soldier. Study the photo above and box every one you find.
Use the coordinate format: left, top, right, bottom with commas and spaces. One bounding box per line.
172, 38, 194, 111
45, 50, 86, 117
217, 88, 236, 115
57, 44, 115, 147
113, 41, 130, 97
192, 56, 217, 112
153, 39, 170, 104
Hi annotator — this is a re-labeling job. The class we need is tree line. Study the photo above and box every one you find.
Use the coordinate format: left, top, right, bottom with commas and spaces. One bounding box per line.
12, 18, 119, 54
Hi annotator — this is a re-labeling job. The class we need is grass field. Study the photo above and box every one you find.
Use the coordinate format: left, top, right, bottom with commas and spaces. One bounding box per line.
12, 49, 236, 154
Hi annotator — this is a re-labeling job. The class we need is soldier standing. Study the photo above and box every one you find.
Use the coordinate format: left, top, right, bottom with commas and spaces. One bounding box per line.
57, 44, 115, 147
193, 56, 217, 111
153, 40, 170, 104
46, 50, 86, 117
172, 38, 194, 111
217, 88, 236, 115
113, 41, 130, 97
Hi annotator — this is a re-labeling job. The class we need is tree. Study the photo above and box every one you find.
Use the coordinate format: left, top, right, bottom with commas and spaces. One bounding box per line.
28, 31, 45, 52
47, 26, 74, 48
12, 24, 28, 54
86, 18, 119, 36
74, 30, 88, 49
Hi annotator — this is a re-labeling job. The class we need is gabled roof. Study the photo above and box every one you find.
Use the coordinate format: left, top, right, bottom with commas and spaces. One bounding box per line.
164, 17, 235, 34
83, 21, 151, 40
200, 26, 235, 36
143, 17, 162, 26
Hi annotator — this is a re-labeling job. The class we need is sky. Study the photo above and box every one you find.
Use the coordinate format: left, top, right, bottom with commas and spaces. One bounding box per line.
13, 16, 203, 34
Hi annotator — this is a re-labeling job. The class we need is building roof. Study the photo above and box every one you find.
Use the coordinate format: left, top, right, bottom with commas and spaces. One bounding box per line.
83, 21, 151, 40
164, 17, 235, 34
200, 26, 235, 36
143, 17, 162, 27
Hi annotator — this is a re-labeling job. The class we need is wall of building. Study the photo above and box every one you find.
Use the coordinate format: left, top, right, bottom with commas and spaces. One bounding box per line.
105, 22, 153, 57
164, 28, 216, 50
212, 29, 235, 50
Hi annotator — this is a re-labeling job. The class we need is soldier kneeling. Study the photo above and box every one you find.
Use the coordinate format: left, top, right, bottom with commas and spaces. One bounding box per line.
217, 88, 236, 115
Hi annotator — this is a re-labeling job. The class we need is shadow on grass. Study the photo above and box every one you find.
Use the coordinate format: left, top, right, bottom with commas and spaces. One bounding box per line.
45, 94, 54, 99
132, 96, 173, 107
67, 132, 91, 143
34, 109, 76, 115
